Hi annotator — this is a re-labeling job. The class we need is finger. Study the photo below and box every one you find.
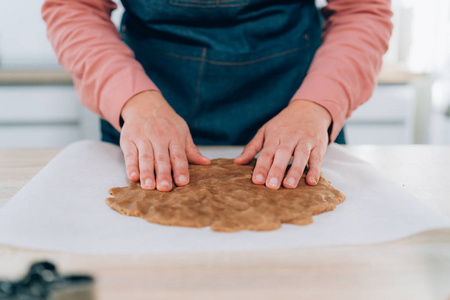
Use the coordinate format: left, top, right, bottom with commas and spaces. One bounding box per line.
153, 143, 173, 192
252, 138, 279, 185
306, 146, 325, 186
120, 140, 140, 182
266, 143, 295, 189
137, 141, 156, 190
185, 134, 210, 165
169, 141, 189, 187
234, 127, 264, 165
283, 144, 310, 188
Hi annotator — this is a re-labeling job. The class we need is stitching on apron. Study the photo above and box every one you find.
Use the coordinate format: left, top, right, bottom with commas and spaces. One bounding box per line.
207, 47, 308, 65
153, 46, 309, 66
170, 3, 249, 8
194, 47, 207, 126
172, 0, 244, 3
169, 0, 249, 8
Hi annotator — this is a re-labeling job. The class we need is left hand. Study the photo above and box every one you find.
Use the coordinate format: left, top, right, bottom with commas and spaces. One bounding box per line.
234, 99, 332, 189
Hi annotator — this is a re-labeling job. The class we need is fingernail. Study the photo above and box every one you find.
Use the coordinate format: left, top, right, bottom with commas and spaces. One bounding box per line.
160, 180, 170, 188
144, 178, 153, 187
311, 177, 317, 185
255, 174, 264, 183
287, 177, 295, 187
178, 175, 187, 183
269, 177, 278, 188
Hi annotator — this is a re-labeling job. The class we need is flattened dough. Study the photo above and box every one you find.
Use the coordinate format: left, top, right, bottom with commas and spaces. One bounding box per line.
106, 159, 345, 232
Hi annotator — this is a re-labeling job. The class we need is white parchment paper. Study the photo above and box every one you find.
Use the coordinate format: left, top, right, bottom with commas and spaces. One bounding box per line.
0, 140, 449, 254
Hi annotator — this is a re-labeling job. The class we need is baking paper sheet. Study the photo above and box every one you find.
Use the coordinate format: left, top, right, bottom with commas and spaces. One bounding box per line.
0, 140, 449, 254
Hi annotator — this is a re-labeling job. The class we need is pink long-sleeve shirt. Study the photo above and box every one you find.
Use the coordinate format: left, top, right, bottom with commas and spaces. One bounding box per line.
42, 0, 392, 142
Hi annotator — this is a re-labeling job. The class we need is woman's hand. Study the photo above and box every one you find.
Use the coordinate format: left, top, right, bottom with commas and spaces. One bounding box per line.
234, 100, 331, 189
120, 91, 210, 191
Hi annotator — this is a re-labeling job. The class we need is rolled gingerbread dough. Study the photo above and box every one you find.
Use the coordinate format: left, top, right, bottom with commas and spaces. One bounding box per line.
106, 159, 345, 232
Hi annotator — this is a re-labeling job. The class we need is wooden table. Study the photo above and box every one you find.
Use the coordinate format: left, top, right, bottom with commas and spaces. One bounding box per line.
1, 145, 450, 300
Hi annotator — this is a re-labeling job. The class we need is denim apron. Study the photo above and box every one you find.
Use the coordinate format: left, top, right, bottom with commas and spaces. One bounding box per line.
101, 0, 345, 145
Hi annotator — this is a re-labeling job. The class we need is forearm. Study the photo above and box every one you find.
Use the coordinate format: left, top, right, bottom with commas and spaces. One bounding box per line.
291, 0, 393, 142
42, 0, 159, 131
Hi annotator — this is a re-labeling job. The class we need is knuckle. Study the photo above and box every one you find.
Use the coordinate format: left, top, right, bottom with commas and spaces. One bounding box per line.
254, 163, 269, 174
139, 152, 154, 160
121, 142, 135, 152
317, 137, 327, 146
310, 151, 323, 164
170, 140, 184, 149
313, 155, 322, 164
124, 152, 136, 160
170, 153, 182, 162
258, 151, 273, 161
317, 144, 327, 154
313, 144, 324, 154
139, 140, 153, 149
171, 154, 188, 166
124, 157, 138, 166
288, 167, 303, 179
296, 145, 311, 156
277, 145, 292, 156
155, 154, 169, 164
308, 159, 321, 171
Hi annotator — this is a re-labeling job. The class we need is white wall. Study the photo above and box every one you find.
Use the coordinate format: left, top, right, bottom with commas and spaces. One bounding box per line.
0, 0, 124, 69
0, 0, 58, 68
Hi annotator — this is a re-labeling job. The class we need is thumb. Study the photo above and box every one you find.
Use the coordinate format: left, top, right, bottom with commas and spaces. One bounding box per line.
234, 127, 264, 164
185, 134, 211, 165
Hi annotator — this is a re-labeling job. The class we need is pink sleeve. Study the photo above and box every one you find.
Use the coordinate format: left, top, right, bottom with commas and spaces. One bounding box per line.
290, 0, 393, 142
42, 0, 160, 131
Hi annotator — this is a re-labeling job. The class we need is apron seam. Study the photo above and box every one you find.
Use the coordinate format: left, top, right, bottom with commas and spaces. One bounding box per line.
207, 47, 308, 65
150, 45, 309, 66
169, 2, 249, 8
194, 47, 207, 127
171, 0, 244, 3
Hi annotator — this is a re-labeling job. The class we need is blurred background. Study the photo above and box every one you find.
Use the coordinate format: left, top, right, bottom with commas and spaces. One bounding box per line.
0, 0, 449, 147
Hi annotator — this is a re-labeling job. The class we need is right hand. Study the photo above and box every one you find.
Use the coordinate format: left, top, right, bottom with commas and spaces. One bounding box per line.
120, 90, 210, 191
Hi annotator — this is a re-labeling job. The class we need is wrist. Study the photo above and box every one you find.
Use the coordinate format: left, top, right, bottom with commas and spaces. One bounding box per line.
289, 99, 332, 130
121, 90, 164, 122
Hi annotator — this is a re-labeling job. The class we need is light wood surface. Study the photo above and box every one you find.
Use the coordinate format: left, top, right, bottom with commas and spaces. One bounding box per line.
1, 145, 450, 300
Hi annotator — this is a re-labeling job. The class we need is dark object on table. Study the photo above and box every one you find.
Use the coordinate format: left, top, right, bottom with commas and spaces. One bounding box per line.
0, 261, 94, 300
